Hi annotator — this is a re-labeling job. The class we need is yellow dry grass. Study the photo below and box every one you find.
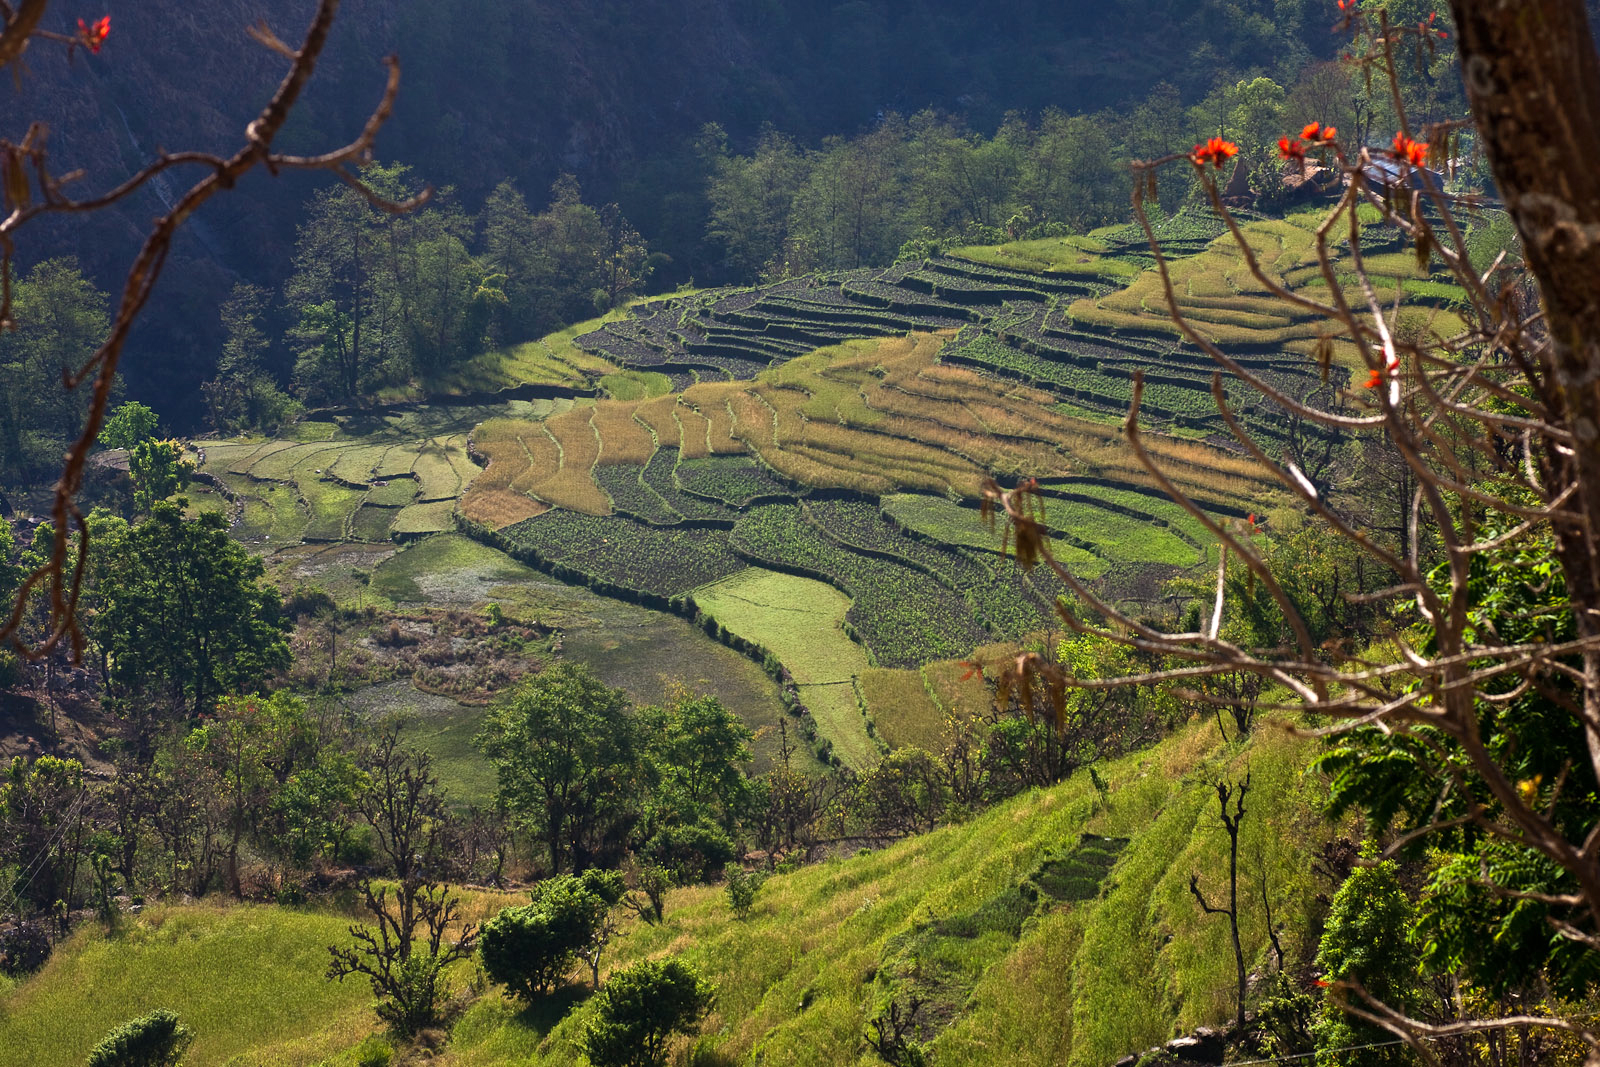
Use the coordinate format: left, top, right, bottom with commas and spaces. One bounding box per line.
675, 405, 712, 459
531, 406, 610, 514
634, 394, 683, 448
591, 400, 657, 466
457, 419, 560, 527
459, 489, 549, 528
728, 390, 779, 450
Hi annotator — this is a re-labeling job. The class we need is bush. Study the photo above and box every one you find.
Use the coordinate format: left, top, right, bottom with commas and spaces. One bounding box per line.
641, 820, 736, 883
0, 918, 50, 976
86, 1009, 193, 1067
353, 1034, 393, 1067
1312, 859, 1419, 1066
724, 865, 765, 920
583, 956, 714, 1067
479, 875, 608, 1001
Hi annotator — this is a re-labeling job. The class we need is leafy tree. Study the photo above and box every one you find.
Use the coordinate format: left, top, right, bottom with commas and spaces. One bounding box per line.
638, 692, 753, 829
1317, 519, 1600, 1000
0, 755, 89, 923
582, 956, 713, 1067
127, 439, 195, 514
724, 863, 765, 920
181, 692, 316, 898
0, 258, 112, 483
201, 284, 299, 434
97, 502, 290, 717
596, 202, 651, 311
327, 878, 479, 1037
853, 748, 948, 838
97, 402, 159, 450
1312, 860, 1419, 1066
702, 124, 807, 279
479, 874, 610, 1000
476, 663, 642, 874
86, 1009, 193, 1067
285, 163, 422, 402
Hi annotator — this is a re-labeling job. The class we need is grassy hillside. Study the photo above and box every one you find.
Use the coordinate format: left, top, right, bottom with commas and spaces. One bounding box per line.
1, 719, 1329, 1066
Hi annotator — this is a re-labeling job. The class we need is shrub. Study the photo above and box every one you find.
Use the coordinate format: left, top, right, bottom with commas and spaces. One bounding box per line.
479, 875, 608, 1001
1312, 860, 1418, 1066
0, 918, 50, 976
352, 1035, 393, 1067
641, 820, 736, 883
724, 865, 765, 920
85, 1009, 193, 1067
583, 957, 714, 1067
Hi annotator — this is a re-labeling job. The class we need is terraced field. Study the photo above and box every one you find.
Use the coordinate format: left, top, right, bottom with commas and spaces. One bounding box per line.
192, 212, 1479, 766
198, 403, 531, 547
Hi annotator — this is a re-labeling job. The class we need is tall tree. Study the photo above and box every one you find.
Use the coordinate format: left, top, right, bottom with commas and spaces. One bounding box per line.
98, 502, 290, 717
0, 259, 112, 483
476, 663, 642, 874
202, 285, 298, 434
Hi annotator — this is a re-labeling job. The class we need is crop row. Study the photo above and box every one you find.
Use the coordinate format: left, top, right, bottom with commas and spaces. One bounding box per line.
729, 503, 990, 667
593, 463, 681, 525
926, 256, 1100, 298
804, 498, 1057, 639
675, 455, 796, 506
641, 448, 737, 521
497, 510, 746, 597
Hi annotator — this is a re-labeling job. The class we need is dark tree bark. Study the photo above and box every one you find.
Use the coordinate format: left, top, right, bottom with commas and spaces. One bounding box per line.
1448, 0, 1600, 794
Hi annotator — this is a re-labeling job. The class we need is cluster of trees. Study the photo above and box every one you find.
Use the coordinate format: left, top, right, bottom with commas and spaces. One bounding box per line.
0, 174, 654, 468
696, 25, 1467, 279
219, 167, 652, 414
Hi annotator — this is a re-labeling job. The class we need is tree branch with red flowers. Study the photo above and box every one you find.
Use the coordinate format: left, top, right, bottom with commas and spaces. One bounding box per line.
975, 0, 1600, 1053
0, 0, 426, 663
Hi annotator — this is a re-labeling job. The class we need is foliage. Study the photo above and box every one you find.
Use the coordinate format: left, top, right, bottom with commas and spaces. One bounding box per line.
85, 1009, 193, 1067
128, 439, 195, 514
97, 502, 290, 716
1312, 860, 1419, 1066
0, 918, 51, 976
639, 693, 754, 830
201, 284, 300, 435
479, 875, 610, 1001
98, 402, 159, 450
325, 878, 479, 1037
582, 956, 713, 1067
0, 258, 111, 483
476, 663, 642, 874
0, 755, 88, 919
1315, 521, 1600, 1000
724, 864, 765, 920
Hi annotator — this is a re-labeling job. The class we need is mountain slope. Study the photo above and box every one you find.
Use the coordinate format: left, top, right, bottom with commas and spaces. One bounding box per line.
0, 717, 1328, 1066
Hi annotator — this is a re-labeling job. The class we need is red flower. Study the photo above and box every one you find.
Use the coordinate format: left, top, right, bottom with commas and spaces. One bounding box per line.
1278, 137, 1306, 161
1301, 121, 1336, 143
1314, 978, 1330, 988
1363, 367, 1383, 389
1392, 132, 1428, 167
76, 15, 110, 53
1192, 137, 1239, 169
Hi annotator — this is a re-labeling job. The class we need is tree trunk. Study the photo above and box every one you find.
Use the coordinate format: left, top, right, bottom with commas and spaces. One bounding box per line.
1447, 1, 1600, 790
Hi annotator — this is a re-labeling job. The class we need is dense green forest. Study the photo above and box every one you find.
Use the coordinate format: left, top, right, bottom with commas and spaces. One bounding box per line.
0, 0, 1391, 425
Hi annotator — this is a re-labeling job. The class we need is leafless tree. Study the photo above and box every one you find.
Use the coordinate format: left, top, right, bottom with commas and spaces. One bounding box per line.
977, 3, 1600, 1055
0, 0, 427, 666
1189, 775, 1251, 1033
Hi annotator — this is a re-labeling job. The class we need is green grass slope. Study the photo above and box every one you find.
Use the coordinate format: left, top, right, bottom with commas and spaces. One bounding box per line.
3, 719, 1327, 1067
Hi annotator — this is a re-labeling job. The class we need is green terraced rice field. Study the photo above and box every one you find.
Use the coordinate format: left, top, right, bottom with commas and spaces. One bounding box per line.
692, 567, 877, 769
